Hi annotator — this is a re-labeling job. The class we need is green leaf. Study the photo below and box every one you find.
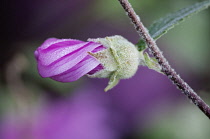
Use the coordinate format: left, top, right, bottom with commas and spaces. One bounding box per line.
137, 0, 210, 50
104, 71, 119, 92
149, 0, 210, 40
136, 39, 147, 51
143, 52, 163, 74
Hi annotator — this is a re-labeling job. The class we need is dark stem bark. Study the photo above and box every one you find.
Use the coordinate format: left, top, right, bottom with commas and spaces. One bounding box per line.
118, 0, 210, 119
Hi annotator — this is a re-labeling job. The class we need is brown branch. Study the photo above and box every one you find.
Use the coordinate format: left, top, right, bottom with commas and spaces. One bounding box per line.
118, 0, 210, 119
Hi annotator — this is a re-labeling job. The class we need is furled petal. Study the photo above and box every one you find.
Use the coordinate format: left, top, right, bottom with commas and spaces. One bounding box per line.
34, 38, 83, 61
39, 38, 83, 49
51, 55, 100, 82
36, 42, 89, 66
88, 64, 104, 75
38, 42, 102, 77
35, 38, 106, 82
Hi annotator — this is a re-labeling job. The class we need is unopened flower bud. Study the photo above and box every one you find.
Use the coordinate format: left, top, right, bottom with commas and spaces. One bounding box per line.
34, 36, 141, 91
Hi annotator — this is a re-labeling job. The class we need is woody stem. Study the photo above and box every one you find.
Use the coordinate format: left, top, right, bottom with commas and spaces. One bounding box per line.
118, 0, 210, 119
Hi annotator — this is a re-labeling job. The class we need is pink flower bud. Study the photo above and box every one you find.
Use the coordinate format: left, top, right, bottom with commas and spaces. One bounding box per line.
34, 38, 106, 82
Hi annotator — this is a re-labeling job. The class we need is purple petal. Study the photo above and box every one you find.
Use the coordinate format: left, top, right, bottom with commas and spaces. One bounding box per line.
51, 55, 100, 82
38, 42, 102, 77
34, 38, 83, 61
39, 38, 83, 49
90, 45, 106, 53
88, 64, 104, 75
37, 42, 89, 65
35, 38, 106, 82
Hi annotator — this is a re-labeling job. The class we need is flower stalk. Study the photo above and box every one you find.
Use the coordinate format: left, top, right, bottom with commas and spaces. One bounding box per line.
118, 0, 210, 119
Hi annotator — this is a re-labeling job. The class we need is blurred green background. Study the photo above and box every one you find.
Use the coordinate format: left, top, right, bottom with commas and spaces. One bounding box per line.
1, 0, 210, 139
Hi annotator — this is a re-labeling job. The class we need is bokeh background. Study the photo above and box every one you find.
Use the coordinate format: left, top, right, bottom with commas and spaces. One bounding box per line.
1, 0, 210, 139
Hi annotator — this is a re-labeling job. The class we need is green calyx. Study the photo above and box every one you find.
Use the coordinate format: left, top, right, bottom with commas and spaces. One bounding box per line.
88, 35, 141, 91
87, 35, 162, 91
